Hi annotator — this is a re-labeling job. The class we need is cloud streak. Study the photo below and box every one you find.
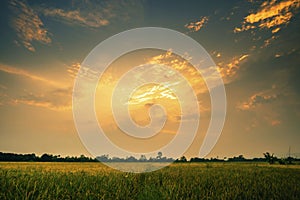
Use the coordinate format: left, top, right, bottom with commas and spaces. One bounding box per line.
42, 8, 109, 28
240, 89, 283, 130
9, 0, 51, 52
234, 0, 300, 34
12, 88, 72, 111
67, 63, 81, 79
0, 63, 60, 87
217, 54, 249, 82
237, 89, 280, 111
39, 0, 144, 29
128, 84, 177, 106
185, 17, 208, 32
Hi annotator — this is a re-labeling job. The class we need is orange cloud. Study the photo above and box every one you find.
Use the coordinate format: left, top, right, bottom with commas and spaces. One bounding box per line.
13, 99, 71, 111
144, 51, 214, 114
185, 17, 208, 32
237, 89, 279, 111
147, 50, 248, 90
142, 50, 251, 98
67, 63, 81, 79
9, 0, 51, 52
271, 27, 281, 33
217, 54, 249, 82
0, 62, 74, 111
0, 63, 71, 111
0, 64, 60, 87
128, 84, 177, 106
245, 0, 298, 24
240, 88, 283, 130
12, 88, 72, 111
146, 50, 208, 94
261, 35, 278, 48
234, 0, 299, 34
211, 51, 222, 58
67, 62, 100, 83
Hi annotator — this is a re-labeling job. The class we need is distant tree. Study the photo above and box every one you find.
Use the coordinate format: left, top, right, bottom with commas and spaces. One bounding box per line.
278, 158, 286, 165
278, 156, 294, 165
263, 152, 276, 164
40, 154, 53, 162
111, 157, 124, 162
157, 152, 163, 160
126, 156, 137, 162
177, 156, 187, 162
139, 155, 147, 162
228, 155, 246, 162
78, 155, 90, 162
97, 155, 110, 162
286, 156, 294, 164
190, 157, 207, 162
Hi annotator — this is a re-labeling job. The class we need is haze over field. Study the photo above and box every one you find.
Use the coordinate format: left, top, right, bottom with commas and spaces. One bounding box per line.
0, 0, 299, 159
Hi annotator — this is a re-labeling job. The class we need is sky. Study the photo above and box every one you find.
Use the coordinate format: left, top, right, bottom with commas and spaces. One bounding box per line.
0, 0, 300, 159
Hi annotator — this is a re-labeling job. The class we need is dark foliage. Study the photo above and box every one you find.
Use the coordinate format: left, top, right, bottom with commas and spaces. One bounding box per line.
1, 152, 299, 163
0, 152, 97, 162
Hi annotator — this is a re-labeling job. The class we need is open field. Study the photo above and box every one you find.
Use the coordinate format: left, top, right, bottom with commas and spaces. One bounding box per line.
1, 162, 299, 199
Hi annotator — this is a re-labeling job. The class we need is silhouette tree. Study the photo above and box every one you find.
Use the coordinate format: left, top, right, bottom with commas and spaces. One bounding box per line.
40, 153, 53, 162
178, 156, 187, 162
263, 152, 276, 164
97, 154, 110, 162
157, 152, 162, 160
126, 156, 137, 162
139, 155, 147, 162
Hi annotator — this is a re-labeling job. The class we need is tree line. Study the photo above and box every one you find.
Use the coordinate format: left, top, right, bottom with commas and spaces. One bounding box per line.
0, 151, 299, 164
0, 152, 97, 162
96, 152, 174, 162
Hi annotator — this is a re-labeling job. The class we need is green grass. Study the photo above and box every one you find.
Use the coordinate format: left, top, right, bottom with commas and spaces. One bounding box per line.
0, 162, 299, 199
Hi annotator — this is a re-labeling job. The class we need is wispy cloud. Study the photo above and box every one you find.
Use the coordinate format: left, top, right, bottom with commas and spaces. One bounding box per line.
12, 99, 70, 111
0, 63, 60, 87
146, 50, 248, 92
0, 63, 71, 111
9, 0, 51, 52
185, 16, 208, 32
12, 88, 72, 111
218, 54, 249, 82
146, 50, 208, 94
234, 0, 300, 49
128, 84, 177, 105
145, 50, 250, 96
39, 0, 143, 29
42, 8, 109, 28
234, 0, 299, 34
237, 92, 278, 111
239, 88, 283, 130
67, 63, 81, 79
261, 35, 278, 48
67, 62, 100, 83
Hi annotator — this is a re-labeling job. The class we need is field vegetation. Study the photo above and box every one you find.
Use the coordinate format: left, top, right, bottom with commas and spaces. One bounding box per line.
1, 162, 299, 199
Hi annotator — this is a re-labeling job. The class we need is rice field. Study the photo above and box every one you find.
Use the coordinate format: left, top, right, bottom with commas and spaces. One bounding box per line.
0, 162, 299, 199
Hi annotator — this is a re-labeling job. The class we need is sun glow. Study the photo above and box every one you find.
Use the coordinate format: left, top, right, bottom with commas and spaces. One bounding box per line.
94, 49, 210, 153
